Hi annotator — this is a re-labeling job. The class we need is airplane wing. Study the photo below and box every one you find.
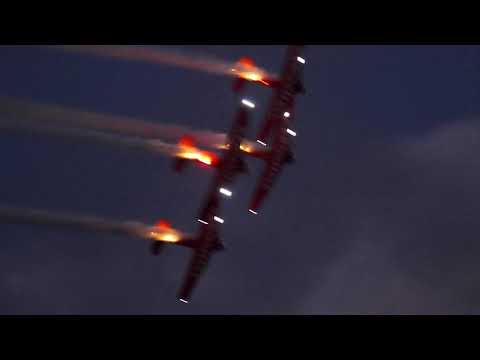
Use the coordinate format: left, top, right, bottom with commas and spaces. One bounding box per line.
177, 91, 252, 303
177, 246, 213, 303
248, 154, 285, 214
256, 45, 305, 144
177, 223, 221, 303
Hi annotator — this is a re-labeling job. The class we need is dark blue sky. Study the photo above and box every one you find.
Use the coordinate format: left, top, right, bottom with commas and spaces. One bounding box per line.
1, 45, 480, 314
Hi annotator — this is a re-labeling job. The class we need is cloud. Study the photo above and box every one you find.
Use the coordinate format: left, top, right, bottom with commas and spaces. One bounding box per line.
297, 118, 480, 314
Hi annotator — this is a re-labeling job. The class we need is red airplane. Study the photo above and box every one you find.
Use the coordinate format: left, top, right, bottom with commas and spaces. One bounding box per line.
156, 96, 253, 303
148, 193, 225, 304
248, 45, 307, 215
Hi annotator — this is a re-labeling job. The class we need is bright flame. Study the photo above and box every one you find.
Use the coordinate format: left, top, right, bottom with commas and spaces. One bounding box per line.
219, 188, 232, 197
176, 139, 217, 166
156, 220, 172, 230
244, 72, 262, 82
196, 152, 214, 165
284, 112, 291, 118
149, 219, 182, 243
239, 143, 253, 153
218, 142, 253, 153
149, 229, 180, 243
233, 57, 270, 86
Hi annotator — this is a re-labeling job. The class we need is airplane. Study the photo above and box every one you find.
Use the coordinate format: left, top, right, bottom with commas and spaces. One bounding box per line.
176, 193, 225, 303
179, 96, 254, 303
158, 96, 254, 303
248, 45, 307, 215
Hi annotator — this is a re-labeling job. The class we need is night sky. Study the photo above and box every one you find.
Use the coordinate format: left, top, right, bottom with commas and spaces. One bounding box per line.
1, 45, 480, 314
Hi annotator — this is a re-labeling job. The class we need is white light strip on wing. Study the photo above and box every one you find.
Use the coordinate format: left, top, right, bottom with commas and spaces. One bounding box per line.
214, 216, 225, 224
219, 188, 232, 197
286, 128, 297, 137
241, 99, 255, 109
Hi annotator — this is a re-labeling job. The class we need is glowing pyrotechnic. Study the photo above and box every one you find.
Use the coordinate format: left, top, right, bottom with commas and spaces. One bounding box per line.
149, 220, 181, 243
175, 135, 218, 166
233, 57, 271, 86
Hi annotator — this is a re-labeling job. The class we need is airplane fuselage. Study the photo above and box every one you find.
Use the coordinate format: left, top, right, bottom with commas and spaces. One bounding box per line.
260, 120, 291, 192
257, 46, 303, 143
189, 225, 219, 278
214, 107, 248, 187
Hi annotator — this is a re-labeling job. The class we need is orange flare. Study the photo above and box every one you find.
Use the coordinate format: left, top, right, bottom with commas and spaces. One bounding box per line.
232, 57, 269, 86
155, 219, 172, 230
239, 57, 255, 68
178, 135, 195, 148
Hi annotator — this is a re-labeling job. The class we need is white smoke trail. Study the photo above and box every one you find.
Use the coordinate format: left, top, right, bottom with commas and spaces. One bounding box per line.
0, 96, 228, 149
49, 45, 274, 79
0, 120, 182, 158
0, 206, 152, 240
